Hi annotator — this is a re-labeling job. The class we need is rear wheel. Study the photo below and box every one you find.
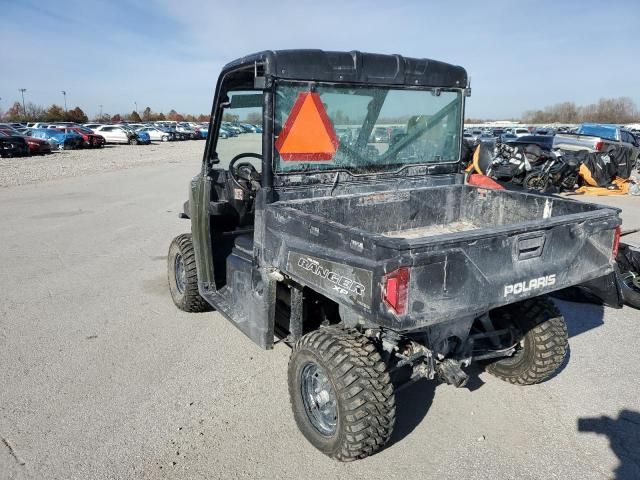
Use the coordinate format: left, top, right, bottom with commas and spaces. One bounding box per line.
161, 135, 168, 142
167, 234, 212, 312
129, 137, 139, 145
484, 297, 568, 385
288, 327, 395, 461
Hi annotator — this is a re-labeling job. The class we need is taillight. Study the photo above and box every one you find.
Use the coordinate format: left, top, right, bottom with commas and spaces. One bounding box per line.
595, 141, 604, 152
382, 267, 410, 315
612, 226, 621, 259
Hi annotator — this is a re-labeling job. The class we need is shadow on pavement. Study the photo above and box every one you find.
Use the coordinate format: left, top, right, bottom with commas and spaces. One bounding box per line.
578, 410, 640, 480
387, 365, 485, 448
551, 297, 605, 338
387, 378, 436, 448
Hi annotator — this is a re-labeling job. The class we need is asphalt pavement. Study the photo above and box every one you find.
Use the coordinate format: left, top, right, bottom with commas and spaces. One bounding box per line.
1, 139, 639, 480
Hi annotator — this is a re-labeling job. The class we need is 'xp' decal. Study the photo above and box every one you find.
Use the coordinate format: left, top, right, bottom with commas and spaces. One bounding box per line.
504, 274, 556, 297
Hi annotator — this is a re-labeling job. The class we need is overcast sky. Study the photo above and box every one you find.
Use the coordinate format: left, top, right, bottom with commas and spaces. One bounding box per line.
1, 0, 638, 119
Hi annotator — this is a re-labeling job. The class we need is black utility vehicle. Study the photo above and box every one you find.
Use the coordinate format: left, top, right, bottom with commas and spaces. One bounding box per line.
168, 50, 623, 461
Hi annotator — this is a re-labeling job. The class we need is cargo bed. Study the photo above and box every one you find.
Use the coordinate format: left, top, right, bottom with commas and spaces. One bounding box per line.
264, 185, 621, 330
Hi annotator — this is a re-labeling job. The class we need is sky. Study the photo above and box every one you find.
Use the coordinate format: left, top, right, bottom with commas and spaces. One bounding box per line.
1, 0, 639, 120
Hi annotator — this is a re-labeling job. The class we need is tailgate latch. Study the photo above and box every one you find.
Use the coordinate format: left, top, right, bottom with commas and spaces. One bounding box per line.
517, 233, 546, 260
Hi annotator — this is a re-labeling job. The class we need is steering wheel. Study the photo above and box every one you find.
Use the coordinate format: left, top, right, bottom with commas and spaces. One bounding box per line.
229, 153, 262, 194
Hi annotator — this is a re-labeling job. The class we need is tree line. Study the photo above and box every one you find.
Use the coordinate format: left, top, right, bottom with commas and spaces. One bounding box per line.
521, 97, 639, 124
0, 101, 211, 124
468, 97, 640, 124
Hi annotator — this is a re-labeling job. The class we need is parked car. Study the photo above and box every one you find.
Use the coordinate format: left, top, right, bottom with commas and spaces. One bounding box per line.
478, 132, 495, 142
136, 126, 173, 142
470, 129, 483, 140
176, 122, 197, 139
553, 123, 640, 160
0, 131, 30, 157
60, 127, 106, 148
28, 128, 83, 150
92, 125, 144, 145
500, 132, 518, 143
505, 134, 555, 151
155, 123, 188, 140
371, 126, 389, 143
83, 123, 104, 130
222, 122, 242, 135
0, 127, 52, 155
196, 125, 209, 139
513, 128, 530, 137
121, 125, 151, 144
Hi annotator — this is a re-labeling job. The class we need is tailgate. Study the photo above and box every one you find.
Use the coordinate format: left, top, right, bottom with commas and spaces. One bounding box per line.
553, 133, 599, 152
402, 214, 620, 326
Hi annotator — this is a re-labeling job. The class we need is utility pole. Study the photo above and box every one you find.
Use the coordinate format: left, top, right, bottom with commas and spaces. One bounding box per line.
18, 88, 27, 117
61, 90, 67, 112
134, 101, 138, 113
99, 104, 103, 120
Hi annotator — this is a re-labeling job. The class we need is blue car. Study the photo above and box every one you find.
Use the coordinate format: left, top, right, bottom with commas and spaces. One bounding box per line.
121, 125, 151, 144
29, 128, 83, 150
136, 131, 151, 144
198, 126, 209, 139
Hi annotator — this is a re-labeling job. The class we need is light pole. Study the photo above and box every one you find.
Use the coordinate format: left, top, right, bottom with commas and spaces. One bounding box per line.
134, 101, 138, 113
18, 88, 27, 117
61, 90, 67, 112
99, 104, 103, 120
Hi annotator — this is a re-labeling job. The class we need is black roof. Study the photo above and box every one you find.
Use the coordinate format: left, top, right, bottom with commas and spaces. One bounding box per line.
223, 50, 468, 88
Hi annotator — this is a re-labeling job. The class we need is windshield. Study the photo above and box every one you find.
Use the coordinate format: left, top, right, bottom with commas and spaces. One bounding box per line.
274, 82, 462, 174
578, 124, 618, 141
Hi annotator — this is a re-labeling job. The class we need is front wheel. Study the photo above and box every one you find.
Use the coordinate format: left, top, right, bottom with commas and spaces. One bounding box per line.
484, 297, 568, 385
288, 327, 395, 461
523, 172, 547, 191
161, 135, 168, 142
167, 234, 212, 312
129, 137, 139, 145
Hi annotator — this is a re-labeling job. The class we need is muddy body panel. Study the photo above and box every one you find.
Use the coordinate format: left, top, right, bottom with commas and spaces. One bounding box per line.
263, 184, 620, 331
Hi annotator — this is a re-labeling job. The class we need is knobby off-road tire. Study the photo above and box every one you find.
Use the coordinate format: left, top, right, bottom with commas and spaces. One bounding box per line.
288, 327, 396, 462
485, 297, 568, 385
167, 234, 212, 313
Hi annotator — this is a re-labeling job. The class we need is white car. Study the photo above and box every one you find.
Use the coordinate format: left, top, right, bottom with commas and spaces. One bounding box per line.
136, 126, 172, 142
514, 128, 531, 137
93, 125, 138, 144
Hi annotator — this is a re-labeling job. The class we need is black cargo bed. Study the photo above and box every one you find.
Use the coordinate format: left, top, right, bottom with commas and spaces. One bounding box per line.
264, 185, 621, 329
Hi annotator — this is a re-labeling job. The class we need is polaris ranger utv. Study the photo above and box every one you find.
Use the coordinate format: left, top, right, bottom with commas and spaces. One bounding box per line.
167, 50, 623, 461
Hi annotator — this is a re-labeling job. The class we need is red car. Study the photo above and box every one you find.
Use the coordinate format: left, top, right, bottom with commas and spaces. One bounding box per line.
0, 127, 52, 155
58, 127, 106, 148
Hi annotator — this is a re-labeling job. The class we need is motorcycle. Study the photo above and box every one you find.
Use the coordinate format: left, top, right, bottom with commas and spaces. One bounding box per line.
473, 143, 551, 185
522, 150, 581, 193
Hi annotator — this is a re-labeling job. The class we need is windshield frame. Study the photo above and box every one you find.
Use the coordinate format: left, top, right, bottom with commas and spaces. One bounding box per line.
271, 80, 465, 177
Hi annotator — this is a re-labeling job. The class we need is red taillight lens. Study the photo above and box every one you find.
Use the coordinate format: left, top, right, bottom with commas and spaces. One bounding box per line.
612, 226, 621, 259
382, 267, 410, 315
595, 141, 604, 152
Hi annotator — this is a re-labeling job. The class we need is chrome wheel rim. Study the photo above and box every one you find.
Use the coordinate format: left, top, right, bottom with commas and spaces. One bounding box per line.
174, 253, 186, 293
300, 362, 338, 436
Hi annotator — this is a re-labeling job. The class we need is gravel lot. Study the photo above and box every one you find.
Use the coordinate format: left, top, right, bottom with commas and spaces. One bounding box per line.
0, 139, 639, 480
0, 141, 206, 188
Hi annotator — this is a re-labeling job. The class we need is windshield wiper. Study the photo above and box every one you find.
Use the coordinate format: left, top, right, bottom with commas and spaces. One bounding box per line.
378, 97, 459, 163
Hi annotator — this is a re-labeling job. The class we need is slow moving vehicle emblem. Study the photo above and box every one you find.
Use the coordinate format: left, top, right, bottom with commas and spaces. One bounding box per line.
275, 92, 339, 161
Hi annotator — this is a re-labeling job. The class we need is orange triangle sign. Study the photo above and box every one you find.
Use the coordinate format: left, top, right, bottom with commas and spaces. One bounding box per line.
275, 92, 339, 161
